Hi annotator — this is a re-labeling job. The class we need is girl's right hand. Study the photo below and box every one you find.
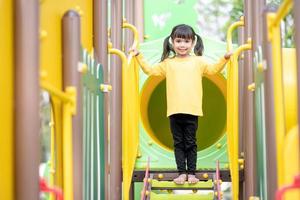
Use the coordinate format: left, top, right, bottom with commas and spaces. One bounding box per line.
129, 47, 140, 56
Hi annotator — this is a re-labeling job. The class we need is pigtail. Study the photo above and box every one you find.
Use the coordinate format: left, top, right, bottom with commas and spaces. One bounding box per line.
194, 34, 204, 56
161, 36, 174, 61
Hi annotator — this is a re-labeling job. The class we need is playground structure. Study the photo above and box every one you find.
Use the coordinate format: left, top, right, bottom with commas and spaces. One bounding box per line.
1, 0, 300, 199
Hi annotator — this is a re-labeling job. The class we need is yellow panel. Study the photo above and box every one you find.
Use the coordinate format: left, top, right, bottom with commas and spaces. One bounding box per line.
40, 0, 93, 88
282, 48, 298, 133
0, 0, 14, 199
40, 0, 93, 187
283, 126, 300, 200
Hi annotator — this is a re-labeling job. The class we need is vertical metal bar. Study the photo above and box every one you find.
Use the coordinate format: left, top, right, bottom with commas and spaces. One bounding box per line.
93, 0, 109, 199
262, 4, 278, 200
294, 0, 300, 161
124, 0, 134, 52
14, 0, 40, 199
133, 0, 144, 42
62, 10, 82, 200
243, 0, 257, 199
110, 0, 123, 199
238, 26, 245, 161
237, 27, 245, 199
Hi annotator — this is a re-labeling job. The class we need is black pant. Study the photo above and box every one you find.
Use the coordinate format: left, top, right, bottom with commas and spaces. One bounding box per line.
169, 113, 198, 175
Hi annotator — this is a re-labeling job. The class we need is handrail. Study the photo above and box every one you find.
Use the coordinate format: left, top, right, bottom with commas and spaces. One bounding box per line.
226, 16, 244, 51
108, 41, 128, 66
266, 0, 293, 186
122, 19, 140, 50
225, 17, 248, 200
234, 38, 252, 57
227, 39, 252, 200
269, 0, 293, 29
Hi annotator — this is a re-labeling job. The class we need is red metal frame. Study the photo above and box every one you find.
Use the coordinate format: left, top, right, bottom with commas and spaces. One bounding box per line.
276, 174, 300, 200
141, 157, 150, 200
39, 178, 63, 200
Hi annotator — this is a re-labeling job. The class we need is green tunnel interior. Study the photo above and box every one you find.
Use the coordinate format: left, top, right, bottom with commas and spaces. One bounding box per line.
141, 76, 227, 151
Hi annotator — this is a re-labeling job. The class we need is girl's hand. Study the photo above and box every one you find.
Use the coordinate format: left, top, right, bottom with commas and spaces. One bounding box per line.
129, 47, 140, 56
224, 51, 233, 60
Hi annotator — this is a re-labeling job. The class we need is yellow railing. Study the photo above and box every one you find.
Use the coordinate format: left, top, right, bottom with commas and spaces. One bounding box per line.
227, 16, 244, 51
226, 16, 251, 200
123, 19, 140, 50
266, 0, 293, 187
40, 79, 76, 200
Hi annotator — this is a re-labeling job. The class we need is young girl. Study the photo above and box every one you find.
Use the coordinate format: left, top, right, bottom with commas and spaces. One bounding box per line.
131, 24, 232, 184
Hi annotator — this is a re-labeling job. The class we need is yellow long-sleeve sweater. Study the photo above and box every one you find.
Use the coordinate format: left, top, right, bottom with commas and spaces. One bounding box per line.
135, 54, 228, 117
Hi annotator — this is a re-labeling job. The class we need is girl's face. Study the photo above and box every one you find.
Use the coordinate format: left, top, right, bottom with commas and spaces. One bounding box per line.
172, 37, 194, 57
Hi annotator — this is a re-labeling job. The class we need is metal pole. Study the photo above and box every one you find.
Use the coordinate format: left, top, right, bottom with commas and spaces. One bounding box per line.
262, 4, 278, 200
93, 0, 109, 199
14, 0, 40, 199
133, 0, 144, 42
294, 0, 300, 162
110, 0, 123, 199
62, 10, 82, 200
124, 0, 134, 52
238, 25, 245, 162
243, 0, 257, 199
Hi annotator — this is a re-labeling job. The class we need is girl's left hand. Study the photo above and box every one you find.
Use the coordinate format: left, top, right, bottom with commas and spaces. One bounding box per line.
129, 47, 140, 56
224, 52, 233, 60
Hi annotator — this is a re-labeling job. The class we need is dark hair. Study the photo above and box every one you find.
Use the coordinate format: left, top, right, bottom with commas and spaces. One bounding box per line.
161, 24, 204, 61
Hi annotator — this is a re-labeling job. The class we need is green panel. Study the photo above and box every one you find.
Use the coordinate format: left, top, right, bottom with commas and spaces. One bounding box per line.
82, 50, 105, 200
144, 0, 198, 41
254, 47, 268, 200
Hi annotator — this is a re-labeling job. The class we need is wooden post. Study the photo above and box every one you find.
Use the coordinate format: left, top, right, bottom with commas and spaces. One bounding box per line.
243, 0, 257, 199
14, 0, 40, 199
62, 10, 82, 200
110, 0, 123, 199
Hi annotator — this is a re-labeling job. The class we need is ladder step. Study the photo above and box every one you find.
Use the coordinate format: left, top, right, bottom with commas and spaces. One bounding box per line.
151, 179, 214, 190
150, 191, 214, 200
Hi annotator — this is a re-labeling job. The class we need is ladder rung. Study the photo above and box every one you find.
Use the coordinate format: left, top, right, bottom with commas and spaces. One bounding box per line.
150, 191, 214, 200
151, 179, 214, 190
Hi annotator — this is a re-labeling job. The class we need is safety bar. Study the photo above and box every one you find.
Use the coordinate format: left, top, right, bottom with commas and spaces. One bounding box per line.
268, 0, 293, 29
266, 0, 293, 186
40, 78, 76, 200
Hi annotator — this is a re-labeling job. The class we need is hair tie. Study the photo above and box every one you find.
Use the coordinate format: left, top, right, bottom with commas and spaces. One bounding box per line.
193, 35, 198, 45
168, 37, 173, 46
